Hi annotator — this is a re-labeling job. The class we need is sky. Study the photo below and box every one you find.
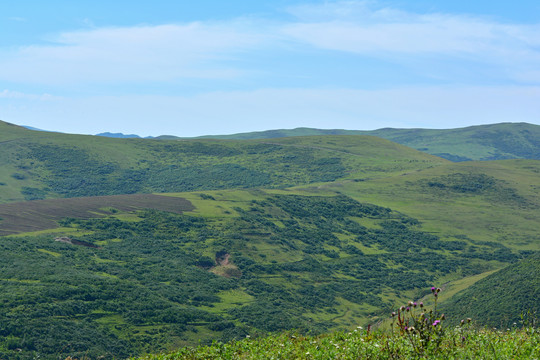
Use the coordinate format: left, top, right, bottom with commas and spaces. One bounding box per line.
1, 1, 539, 137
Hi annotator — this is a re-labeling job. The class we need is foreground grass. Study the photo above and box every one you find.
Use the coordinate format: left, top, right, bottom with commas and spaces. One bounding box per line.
135, 326, 539, 360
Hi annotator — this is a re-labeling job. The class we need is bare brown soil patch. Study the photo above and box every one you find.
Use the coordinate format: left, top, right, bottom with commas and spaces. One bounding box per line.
0, 194, 194, 236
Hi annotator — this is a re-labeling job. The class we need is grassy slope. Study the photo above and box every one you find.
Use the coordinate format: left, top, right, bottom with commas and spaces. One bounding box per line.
441, 252, 540, 328
0, 177, 537, 358
0, 120, 445, 203
193, 122, 540, 161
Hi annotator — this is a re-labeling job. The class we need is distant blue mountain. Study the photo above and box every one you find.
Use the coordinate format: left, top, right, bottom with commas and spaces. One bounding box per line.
96, 132, 141, 139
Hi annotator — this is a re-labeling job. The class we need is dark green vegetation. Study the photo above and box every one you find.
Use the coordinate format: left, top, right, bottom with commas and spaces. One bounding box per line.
442, 252, 540, 329
194, 122, 540, 161
0, 189, 537, 359
0, 119, 539, 359
0, 120, 443, 203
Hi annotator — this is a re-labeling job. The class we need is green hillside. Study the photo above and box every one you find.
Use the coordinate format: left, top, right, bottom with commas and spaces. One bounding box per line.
0, 119, 539, 359
0, 177, 538, 358
193, 122, 540, 161
0, 120, 445, 204
441, 252, 540, 328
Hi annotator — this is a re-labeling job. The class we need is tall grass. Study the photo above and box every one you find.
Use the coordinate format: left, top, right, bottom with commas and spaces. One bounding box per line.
134, 326, 538, 360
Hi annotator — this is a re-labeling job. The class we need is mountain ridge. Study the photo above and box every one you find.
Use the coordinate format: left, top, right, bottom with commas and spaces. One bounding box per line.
10, 120, 540, 161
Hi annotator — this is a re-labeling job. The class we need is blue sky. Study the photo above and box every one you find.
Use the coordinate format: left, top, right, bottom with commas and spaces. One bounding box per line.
1, 1, 539, 136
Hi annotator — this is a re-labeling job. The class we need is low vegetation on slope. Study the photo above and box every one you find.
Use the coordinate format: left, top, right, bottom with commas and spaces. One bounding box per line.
441, 252, 540, 328
0, 189, 532, 359
0, 120, 539, 359
195, 122, 540, 161
134, 326, 539, 360
0, 120, 444, 203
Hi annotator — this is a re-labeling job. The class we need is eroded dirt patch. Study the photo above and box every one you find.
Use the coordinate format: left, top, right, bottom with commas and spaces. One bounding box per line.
0, 194, 194, 236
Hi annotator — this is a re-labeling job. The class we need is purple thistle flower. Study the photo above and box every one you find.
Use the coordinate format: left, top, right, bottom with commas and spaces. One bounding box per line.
419, 302, 424, 308
431, 287, 436, 292
433, 320, 440, 326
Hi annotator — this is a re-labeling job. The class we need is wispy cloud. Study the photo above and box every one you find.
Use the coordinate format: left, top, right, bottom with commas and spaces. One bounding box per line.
0, 89, 60, 100
0, 21, 266, 85
0, 1, 539, 87
9, 16, 27, 22
283, 1, 540, 82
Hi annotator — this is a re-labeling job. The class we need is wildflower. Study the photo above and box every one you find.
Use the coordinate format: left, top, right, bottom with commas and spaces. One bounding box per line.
419, 302, 424, 308
467, 318, 471, 323
433, 320, 441, 326
441, 314, 446, 320
460, 320, 465, 326
408, 301, 414, 307
391, 312, 396, 317
436, 288, 441, 293
400, 306, 406, 312
431, 287, 436, 293
413, 302, 417, 308
406, 307, 410, 312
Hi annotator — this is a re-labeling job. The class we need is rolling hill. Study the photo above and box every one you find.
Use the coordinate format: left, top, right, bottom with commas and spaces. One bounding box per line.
0, 119, 446, 204
0, 119, 539, 359
194, 122, 540, 162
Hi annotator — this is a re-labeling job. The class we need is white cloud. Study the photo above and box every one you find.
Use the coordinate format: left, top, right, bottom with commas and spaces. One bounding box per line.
282, 1, 540, 79
0, 89, 60, 100
0, 22, 266, 85
0, 1, 539, 88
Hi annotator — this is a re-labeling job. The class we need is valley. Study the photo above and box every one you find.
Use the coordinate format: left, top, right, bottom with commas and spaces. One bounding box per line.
0, 120, 538, 359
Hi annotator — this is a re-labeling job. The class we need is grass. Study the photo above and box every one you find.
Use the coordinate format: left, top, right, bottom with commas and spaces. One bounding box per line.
194, 122, 540, 162
133, 326, 539, 360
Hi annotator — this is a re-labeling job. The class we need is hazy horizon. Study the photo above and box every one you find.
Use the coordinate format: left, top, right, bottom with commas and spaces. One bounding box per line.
1, 1, 539, 137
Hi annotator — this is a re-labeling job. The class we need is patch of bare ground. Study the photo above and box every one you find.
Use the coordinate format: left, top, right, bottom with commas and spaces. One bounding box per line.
0, 194, 194, 236
210, 251, 242, 278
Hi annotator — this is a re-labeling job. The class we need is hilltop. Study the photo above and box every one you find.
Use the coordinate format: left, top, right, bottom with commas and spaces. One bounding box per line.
0, 119, 444, 203
193, 122, 540, 162
12, 120, 540, 162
